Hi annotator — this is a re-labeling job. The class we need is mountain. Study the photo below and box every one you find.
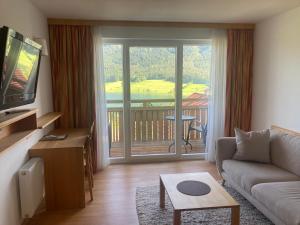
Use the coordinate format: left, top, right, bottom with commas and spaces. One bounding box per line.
103, 44, 211, 84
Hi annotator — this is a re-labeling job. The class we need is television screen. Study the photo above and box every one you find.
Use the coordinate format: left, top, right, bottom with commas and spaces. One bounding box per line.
0, 26, 42, 110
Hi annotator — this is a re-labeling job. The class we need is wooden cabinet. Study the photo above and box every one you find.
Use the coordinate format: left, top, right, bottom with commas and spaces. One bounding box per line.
29, 128, 89, 210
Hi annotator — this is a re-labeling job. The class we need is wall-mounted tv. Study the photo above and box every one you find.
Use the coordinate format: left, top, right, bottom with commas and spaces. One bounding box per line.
0, 26, 42, 110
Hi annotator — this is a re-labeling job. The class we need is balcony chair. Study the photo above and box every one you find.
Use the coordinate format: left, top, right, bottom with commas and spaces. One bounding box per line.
187, 121, 208, 146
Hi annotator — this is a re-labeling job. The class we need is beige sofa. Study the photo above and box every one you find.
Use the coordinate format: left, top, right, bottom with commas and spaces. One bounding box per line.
216, 127, 300, 225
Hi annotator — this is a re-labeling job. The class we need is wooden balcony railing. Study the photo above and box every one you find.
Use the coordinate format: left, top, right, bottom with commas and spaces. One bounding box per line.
107, 98, 208, 145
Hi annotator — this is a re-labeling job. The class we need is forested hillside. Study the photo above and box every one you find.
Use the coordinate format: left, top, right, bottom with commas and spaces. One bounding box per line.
103, 45, 211, 84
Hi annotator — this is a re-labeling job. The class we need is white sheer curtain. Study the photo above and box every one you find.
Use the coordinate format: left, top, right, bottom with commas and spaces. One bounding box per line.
93, 27, 110, 169
206, 30, 227, 162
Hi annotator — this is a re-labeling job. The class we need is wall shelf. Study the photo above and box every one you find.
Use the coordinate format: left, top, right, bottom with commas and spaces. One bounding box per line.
0, 109, 37, 129
37, 112, 62, 129
0, 109, 37, 153
0, 130, 36, 152
0, 110, 62, 153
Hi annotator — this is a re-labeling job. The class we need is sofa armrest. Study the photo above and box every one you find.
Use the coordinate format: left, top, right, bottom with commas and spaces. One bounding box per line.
216, 137, 237, 176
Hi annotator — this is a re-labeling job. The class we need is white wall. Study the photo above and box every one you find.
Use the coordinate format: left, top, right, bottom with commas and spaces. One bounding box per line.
0, 0, 53, 224
252, 6, 300, 132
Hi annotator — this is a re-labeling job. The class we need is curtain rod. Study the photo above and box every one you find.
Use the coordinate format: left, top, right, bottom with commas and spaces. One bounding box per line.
48, 19, 255, 30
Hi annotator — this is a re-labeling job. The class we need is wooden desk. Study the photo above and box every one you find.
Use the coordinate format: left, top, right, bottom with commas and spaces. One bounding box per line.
29, 128, 89, 210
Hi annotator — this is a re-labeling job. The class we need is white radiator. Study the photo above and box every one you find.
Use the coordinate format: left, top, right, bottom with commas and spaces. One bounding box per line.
19, 157, 44, 218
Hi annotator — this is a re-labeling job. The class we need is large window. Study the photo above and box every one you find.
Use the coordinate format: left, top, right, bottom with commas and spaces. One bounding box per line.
103, 44, 124, 157
103, 40, 212, 161
129, 46, 176, 156
182, 45, 211, 155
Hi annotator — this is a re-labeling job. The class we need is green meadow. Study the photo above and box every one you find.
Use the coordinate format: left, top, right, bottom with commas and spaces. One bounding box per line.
105, 80, 208, 100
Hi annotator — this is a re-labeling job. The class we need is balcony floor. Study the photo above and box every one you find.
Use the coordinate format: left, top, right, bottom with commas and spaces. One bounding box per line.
110, 140, 206, 157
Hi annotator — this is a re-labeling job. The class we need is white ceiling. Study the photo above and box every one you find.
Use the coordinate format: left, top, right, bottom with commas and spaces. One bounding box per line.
30, 0, 300, 23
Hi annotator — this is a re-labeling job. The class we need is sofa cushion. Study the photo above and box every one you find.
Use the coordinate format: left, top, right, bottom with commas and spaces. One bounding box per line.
252, 182, 300, 225
233, 128, 270, 163
222, 159, 300, 192
271, 130, 300, 177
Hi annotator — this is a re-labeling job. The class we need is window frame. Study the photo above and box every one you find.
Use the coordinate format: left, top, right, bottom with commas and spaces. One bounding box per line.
102, 38, 212, 164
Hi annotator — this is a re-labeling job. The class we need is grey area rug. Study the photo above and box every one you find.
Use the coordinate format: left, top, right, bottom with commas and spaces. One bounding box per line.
136, 184, 274, 225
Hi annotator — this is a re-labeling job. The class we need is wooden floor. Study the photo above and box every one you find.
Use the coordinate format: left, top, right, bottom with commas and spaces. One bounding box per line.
27, 160, 221, 225
110, 140, 206, 157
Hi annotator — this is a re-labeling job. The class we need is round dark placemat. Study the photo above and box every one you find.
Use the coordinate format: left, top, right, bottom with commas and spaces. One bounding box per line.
176, 180, 211, 196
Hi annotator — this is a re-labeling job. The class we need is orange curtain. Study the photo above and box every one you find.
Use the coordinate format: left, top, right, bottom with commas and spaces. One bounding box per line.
224, 29, 254, 137
48, 25, 97, 171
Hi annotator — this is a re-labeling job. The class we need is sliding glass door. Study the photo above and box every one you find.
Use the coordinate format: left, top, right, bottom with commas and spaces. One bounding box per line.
181, 45, 211, 155
129, 46, 176, 156
103, 39, 211, 162
103, 44, 125, 158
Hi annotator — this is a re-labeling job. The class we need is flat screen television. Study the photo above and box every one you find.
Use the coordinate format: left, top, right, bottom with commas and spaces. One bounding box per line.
0, 26, 42, 110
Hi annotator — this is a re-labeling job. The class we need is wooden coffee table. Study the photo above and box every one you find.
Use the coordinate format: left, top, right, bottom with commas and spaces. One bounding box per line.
160, 172, 240, 225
